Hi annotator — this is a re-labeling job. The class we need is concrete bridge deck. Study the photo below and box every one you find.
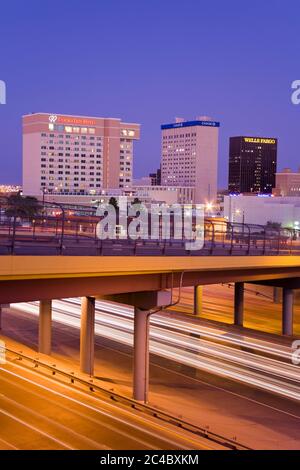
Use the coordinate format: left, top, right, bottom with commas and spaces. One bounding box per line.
0, 255, 300, 303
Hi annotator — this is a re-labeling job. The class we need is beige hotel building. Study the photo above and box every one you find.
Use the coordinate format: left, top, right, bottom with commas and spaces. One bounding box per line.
22, 113, 140, 196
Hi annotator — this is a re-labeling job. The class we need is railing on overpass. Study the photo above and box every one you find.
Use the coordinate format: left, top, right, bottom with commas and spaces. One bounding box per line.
0, 203, 299, 256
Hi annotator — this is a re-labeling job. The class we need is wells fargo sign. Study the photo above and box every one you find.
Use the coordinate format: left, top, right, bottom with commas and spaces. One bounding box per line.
244, 137, 276, 145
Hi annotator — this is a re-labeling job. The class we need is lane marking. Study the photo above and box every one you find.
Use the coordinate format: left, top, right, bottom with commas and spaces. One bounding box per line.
0, 365, 211, 450
0, 407, 74, 449
0, 436, 19, 450
0, 391, 110, 450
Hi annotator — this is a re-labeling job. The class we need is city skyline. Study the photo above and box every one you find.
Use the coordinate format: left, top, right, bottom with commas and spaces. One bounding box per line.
1, 0, 300, 456
1, 0, 300, 187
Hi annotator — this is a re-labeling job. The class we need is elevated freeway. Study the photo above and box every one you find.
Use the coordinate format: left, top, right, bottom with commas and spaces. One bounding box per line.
0, 206, 300, 402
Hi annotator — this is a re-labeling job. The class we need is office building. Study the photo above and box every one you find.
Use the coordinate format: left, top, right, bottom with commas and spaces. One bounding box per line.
228, 136, 277, 194
273, 168, 300, 197
22, 113, 140, 196
160, 117, 219, 204
149, 168, 161, 186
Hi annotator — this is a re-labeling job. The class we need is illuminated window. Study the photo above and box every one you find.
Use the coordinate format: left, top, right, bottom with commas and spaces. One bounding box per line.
48, 124, 54, 131
88, 128, 95, 135
65, 126, 73, 133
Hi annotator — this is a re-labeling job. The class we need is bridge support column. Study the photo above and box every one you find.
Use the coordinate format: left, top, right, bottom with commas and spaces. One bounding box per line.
234, 282, 244, 326
39, 300, 52, 355
273, 287, 281, 304
133, 308, 150, 402
193, 285, 203, 315
99, 290, 171, 403
282, 288, 294, 336
80, 296, 95, 376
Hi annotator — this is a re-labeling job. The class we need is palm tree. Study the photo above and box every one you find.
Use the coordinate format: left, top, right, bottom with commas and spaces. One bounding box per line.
108, 197, 119, 210
5, 193, 42, 218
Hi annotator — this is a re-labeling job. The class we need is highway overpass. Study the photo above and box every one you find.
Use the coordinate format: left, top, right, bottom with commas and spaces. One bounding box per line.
0, 254, 300, 402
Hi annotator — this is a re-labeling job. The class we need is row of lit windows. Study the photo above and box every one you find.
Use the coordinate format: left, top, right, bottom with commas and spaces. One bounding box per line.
162, 133, 197, 139
48, 124, 96, 134
41, 182, 103, 188
42, 133, 102, 141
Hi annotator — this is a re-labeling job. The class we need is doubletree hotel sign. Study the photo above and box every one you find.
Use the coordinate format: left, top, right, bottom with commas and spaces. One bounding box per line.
48, 114, 97, 126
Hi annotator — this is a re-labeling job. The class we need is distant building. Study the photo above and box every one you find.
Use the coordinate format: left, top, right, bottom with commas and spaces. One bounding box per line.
223, 194, 300, 229
228, 136, 277, 194
133, 185, 195, 205
22, 113, 140, 196
0, 185, 22, 194
133, 176, 152, 186
273, 168, 300, 197
149, 168, 161, 186
161, 116, 219, 204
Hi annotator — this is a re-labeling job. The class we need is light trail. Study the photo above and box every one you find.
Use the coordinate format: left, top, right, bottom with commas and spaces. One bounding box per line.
10, 300, 300, 402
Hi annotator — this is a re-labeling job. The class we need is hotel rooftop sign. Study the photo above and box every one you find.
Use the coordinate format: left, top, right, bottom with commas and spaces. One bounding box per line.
49, 114, 97, 126
161, 120, 220, 130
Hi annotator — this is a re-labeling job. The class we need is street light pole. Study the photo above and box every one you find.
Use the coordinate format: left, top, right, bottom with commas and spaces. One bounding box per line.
41, 187, 48, 208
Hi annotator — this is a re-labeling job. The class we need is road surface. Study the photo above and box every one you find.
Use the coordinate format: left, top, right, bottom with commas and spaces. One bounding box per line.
0, 359, 215, 450
11, 298, 300, 401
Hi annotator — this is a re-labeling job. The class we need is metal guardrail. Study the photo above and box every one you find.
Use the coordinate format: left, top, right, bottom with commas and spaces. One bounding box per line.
5, 347, 252, 450
0, 202, 299, 256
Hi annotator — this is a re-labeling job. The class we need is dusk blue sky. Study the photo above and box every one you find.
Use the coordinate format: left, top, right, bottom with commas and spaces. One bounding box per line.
1, 0, 300, 187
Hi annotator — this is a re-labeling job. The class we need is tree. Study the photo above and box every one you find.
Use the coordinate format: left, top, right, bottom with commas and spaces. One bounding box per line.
132, 197, 142, 205
5, 194, 42, 218
108, 197, 118, 210
266, 221, 281, 230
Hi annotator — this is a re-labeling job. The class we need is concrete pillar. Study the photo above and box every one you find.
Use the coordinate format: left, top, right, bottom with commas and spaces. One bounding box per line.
234, 282, 244, 326
133, 307, 150, 402
193, 285, 203, 315
282, 288, 294, 336
39, 300, 52, 355
273, 287, 281, 304
80, 296, 95, 375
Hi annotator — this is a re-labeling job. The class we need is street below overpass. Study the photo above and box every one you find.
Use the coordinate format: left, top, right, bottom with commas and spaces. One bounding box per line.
1, 283, 299, 449
10, 296, 300, 401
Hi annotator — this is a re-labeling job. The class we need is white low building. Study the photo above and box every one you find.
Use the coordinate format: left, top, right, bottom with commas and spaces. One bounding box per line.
133, 185, 195, 205
223, 195, 300, 229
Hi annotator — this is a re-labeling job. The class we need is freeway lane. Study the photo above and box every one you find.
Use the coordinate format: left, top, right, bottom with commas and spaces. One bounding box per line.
0, 360, 216, 450
11, 299, 300, 401
2, 304, 300, 449
169, 284, 300, 337
68, 297, 294, 361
